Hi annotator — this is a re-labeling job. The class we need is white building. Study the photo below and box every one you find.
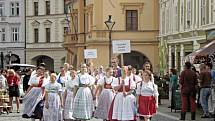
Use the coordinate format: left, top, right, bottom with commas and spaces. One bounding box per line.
26, 0, 69, 72
159, 0, 215, 72
0, 0, 25, 68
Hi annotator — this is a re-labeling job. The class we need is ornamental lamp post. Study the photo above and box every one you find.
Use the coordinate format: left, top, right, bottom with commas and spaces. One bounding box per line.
8, 51, 12, 65
104, 15, 115, 67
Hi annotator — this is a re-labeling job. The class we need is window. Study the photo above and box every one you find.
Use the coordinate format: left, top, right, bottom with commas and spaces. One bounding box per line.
211, 0, 214, 23
12, 27, 19, 42
85, 14, 89, 32
201, 0, 206, 25
46, 1, 50, 15
0, 4, 4, 16
74, 15, 78, 33
34, 28, 39, 43
46, 28, 50, 43
64, 3, 69, 14
11, 3, 14, 16
186, 0, 192, 29
1, 28, 5, 42
34, 2, 38, 16
181, 3, 184, 25
166, 9, 169, 33
126, 10, 138, 31
206, 0, 210, 24
161, 10, 165, 34
175, 5, 178, 31
64, 27, 68, 34
16, 3, 19, 16
11, 2, 19, 16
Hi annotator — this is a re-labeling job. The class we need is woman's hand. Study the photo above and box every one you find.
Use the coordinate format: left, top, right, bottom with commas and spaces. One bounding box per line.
45, 102, 49, 109
156, 103, 159, 109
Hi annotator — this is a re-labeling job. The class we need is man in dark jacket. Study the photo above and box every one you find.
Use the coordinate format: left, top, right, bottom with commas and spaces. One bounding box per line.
179, 62, 198, 120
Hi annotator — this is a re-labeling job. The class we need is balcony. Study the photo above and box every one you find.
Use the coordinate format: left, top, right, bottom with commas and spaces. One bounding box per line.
63, 33, 78, 47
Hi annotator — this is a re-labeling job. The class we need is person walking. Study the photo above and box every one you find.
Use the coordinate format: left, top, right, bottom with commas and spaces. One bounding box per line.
6, 69, 20, 113
23, 68, 32, 92
199, 64, 212, 118
0, 69, 8, 114
179, 62, 198, 120
109, 66, 136, 121
22, 66, 46, 121
43, 73, 63, 121
206, 63, 215, 116
72, 64, 95, 120
63, 69, 77, 121
94, 67, 116, 120
136, 70, 159, 121
169, 68, 178, 110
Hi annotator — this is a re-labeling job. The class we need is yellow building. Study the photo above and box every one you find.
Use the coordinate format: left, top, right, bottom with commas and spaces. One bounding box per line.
64, 0, 159, 71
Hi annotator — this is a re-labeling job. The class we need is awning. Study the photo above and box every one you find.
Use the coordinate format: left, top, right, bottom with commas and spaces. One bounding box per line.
185, 40, 215, 64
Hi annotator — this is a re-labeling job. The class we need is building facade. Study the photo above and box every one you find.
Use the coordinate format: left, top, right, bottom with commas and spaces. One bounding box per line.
0, 0, 25, 68
64, 0, 159, 71
26, 0, 69, 72
159, 0, 215, 72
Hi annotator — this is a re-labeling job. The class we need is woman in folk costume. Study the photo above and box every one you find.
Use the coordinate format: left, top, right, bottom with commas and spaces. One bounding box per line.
72, 64, 95, 120
109, 66, 137, 121
63, 69, 77, 121
136, 70, 159, 121
94, 67, 116, 120
22, 66, 46, 121
43, 73, 63, 121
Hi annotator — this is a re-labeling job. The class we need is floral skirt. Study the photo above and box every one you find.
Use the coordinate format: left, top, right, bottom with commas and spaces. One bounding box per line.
94, 89, 114, 119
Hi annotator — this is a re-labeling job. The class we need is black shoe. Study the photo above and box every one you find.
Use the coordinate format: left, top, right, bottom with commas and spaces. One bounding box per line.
180, 112, 186, 120
191, 112, 195, 120
201, 115, 210, 118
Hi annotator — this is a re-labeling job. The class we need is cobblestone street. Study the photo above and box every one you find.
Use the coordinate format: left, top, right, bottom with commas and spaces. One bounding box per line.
0, 99, 214, 121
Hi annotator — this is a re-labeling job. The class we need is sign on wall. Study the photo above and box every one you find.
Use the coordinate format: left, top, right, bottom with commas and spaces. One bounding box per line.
84, 49, 97, 59
112, 40, 131, 54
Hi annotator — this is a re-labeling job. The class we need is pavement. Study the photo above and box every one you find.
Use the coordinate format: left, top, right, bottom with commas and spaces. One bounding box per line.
0, 99, 214, 121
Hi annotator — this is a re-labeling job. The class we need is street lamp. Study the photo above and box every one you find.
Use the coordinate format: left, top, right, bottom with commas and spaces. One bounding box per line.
8, 51, 12, 65
104, 15, 115, 67
0, 52, 3, 68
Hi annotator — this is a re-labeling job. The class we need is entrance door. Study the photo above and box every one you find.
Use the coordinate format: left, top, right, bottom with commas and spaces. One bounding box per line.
118, 51, 150, 70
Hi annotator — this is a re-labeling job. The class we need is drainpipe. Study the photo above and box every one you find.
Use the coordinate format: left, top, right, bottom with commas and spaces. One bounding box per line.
24, 0, 27, 64
84, 0, 87, 64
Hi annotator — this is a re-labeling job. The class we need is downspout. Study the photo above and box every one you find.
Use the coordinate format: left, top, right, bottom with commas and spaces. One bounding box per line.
24, 0, 26, 64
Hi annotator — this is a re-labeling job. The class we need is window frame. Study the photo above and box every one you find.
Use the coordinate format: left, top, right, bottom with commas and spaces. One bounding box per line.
45, 1, 50, 15
1, 28, 5, 42
45, 28, 51, 43
0, 3, 4, 16
34, 28, 39, 43
34, 2, 38, 16
10, 2, 19, 16
11, 27, 19, 42
126, 10, 138, 31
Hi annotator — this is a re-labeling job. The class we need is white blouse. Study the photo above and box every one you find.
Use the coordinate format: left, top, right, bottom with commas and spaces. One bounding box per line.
111, 76, 136, 90
28, 75, 47, 87
45, 82, 62, 93
75, 73, 95, 86
136, 81, 159, 96
97, 76, 116, 85
65, 77, 76, 90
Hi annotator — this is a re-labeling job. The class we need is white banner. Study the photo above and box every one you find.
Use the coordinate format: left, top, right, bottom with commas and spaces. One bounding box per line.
112, 40, 131, 54
84, 49, 97, 59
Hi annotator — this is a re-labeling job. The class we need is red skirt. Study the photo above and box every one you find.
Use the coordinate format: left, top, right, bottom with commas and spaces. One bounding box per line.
138, 96, 156, 117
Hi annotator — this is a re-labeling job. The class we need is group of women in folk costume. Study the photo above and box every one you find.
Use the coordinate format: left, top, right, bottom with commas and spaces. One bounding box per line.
22, 61, 159, 121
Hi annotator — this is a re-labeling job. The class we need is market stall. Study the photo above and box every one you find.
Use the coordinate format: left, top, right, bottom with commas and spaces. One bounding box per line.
185, 40, 215, 65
